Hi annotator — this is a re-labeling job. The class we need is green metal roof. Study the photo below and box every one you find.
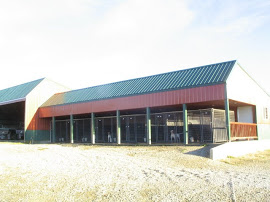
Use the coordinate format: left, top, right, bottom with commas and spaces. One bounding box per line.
42, 60, 236, 107
0, 78, 44, 104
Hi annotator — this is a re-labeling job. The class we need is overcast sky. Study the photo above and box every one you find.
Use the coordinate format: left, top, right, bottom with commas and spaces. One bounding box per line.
1, 0, 270, 94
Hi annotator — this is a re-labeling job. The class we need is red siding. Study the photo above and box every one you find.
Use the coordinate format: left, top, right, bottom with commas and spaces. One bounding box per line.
27, 111, 51, 131
39, 84, 225, 118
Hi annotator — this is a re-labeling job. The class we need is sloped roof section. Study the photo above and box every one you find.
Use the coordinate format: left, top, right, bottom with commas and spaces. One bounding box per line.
42, 60, 236, 107
0, 78, 44, 105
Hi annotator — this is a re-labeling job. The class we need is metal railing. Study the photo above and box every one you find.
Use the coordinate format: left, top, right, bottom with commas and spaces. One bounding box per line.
230, 122, 257, 140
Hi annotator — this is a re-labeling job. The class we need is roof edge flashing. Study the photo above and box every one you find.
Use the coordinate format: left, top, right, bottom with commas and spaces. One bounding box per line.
222, 60, 237, 82
236, 62, 270, 97
0, 98, 26, 106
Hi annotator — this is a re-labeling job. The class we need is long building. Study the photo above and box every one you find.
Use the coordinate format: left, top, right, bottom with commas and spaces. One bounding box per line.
0, 60, 269, 144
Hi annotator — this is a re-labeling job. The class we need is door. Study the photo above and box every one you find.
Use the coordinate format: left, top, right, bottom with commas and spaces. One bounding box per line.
200, 110, 212, 142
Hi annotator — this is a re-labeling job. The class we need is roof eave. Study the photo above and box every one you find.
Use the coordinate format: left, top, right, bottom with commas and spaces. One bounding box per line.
0, 98, 26, 106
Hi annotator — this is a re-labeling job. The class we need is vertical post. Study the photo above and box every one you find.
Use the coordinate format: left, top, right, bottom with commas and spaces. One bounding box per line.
70, 114, 74, 143
146, 107, 151, 145
183, 104, 188, 145
116, 110, 121, 144
225, 98, 231, 142
91, 112, 95, 144
52, 117, 56, 143
224, 84, 231, 142
255, 106, 259, 139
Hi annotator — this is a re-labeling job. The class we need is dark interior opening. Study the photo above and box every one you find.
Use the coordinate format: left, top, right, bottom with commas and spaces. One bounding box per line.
0, 101, 25, 140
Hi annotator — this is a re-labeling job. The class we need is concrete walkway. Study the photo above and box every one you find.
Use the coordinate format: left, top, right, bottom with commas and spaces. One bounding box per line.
210, 140, 270, 160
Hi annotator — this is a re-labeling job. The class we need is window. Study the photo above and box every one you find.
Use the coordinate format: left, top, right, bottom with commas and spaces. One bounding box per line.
263, 107, 269, 119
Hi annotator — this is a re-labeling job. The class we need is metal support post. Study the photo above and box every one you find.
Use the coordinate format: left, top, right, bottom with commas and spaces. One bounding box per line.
116, 110, 121, 145
183, 104, 188, 145
224, 84, 231, 142
91, 112, 95, 144
70, 114, 74, 143
52, 117, 56, 143
225, 98, 231, 142
146, 107, 151, 145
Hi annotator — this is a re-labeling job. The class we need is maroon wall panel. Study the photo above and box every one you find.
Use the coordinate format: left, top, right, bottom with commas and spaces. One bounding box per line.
27, 111, 51, 131
39, 84, 225, 118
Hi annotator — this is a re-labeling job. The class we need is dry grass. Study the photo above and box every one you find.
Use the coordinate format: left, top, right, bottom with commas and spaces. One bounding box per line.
222, 150, 270, 167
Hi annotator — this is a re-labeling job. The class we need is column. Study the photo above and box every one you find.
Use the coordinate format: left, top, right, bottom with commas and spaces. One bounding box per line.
255, 106, 259, 139
52, 117, 56, 143
116, 110, 121, 144
91, 112, 95, 144
70, 114, 74, 143
183, 104, 188, 145
225, 98, 231, 142
146, 107, 151, 145
224, 84, 231, 142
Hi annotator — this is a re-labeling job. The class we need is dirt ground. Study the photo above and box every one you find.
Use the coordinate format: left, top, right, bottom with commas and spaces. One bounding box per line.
0, 142, 270, 202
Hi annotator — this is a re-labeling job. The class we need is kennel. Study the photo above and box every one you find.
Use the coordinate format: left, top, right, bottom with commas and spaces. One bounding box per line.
188, 109, 235, 143
52, 108, 234, 144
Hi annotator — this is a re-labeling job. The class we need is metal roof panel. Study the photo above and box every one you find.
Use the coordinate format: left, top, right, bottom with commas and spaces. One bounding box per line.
0, 78, 44, 105
41, 60, 236, 107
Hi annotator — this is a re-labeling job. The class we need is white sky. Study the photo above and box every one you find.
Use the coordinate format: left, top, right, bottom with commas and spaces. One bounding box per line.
0, 0, 270, 93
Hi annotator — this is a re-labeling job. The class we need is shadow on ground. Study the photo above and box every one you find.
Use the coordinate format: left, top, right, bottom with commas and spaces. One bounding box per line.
185, 144, 222, 158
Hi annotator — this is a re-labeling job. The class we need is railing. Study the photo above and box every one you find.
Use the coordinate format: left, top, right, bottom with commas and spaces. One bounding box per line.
230, 122, 257, 140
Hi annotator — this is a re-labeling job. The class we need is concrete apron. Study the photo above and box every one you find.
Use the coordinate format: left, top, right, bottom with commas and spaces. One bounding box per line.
210, 140, 270, 160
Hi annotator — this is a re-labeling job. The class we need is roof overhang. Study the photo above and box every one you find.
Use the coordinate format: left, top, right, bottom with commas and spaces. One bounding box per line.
0, 98, 26, 106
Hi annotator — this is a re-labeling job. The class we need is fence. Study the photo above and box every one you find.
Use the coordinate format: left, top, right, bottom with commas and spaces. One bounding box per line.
230, 122, 257, 140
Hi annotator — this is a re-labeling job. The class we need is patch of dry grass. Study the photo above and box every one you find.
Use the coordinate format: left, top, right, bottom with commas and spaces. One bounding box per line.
222, 150, 270, 167
37, 147, 48, 151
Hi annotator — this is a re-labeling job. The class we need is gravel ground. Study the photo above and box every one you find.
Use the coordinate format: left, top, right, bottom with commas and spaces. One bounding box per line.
0, 142, 270, 202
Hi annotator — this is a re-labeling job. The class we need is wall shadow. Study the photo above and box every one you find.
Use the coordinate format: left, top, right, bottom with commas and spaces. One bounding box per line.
185, 144, 222, 158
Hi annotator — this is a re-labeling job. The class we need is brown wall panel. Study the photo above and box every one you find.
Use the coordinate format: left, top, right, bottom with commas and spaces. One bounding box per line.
39, 84, 225, 118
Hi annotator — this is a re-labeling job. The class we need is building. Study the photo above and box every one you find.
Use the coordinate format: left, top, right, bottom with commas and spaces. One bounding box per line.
0, 78, 70, 141
0, 60, 270, 144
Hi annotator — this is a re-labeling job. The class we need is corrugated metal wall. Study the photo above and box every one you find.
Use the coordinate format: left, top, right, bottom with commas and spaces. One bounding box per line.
39, 84, 225, 118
